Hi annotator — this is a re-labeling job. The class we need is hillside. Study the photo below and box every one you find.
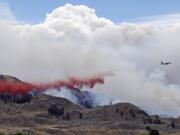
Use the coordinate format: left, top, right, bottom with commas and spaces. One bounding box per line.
0, 94, 144, 135
0, 94, 178, 135
0, 75, 179, 135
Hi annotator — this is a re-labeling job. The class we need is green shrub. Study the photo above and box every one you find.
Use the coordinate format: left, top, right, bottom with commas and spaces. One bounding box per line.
14, 132, 25, 135
0, 132, 5, 135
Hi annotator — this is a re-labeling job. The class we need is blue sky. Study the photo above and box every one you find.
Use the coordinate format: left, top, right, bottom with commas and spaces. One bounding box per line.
0, 0, 180, 23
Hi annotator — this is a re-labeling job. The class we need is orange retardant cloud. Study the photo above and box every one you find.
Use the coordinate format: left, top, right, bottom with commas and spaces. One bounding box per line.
0, 73, 111, 95
33, 75, 105, 91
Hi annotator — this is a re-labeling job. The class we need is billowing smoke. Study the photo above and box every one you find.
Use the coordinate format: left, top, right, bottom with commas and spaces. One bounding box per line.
1, 4, 180, 116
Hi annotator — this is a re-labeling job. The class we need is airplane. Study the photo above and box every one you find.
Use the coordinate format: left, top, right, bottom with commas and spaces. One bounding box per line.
161, 61, 171, 65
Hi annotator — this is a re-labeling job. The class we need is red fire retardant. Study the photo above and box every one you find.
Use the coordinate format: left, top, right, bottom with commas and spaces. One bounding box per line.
0, 75, 106, 95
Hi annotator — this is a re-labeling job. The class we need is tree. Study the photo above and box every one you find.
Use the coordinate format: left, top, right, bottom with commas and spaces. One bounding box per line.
171, 121, 175, 129
65, 112, 70, 121
79, 113, 83, 119
115, 108, 119, 113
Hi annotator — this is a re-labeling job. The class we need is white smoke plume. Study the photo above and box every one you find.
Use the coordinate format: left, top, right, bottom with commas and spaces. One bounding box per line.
44, 88, 78, 103
1, 4, 180, 116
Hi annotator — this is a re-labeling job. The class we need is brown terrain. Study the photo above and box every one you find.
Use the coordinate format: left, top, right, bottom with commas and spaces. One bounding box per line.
0, 75, 179, 135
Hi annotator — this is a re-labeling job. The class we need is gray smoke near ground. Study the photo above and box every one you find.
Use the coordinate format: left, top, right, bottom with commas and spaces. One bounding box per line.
1, 3, 180, 116
43, 88, 114, 108
44, 88, 78, 103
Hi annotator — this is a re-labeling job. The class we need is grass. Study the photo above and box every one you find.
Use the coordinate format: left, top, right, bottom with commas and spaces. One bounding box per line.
14, 132, 31, 135
0, 130, 34, 135
139, 133, 149, 135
